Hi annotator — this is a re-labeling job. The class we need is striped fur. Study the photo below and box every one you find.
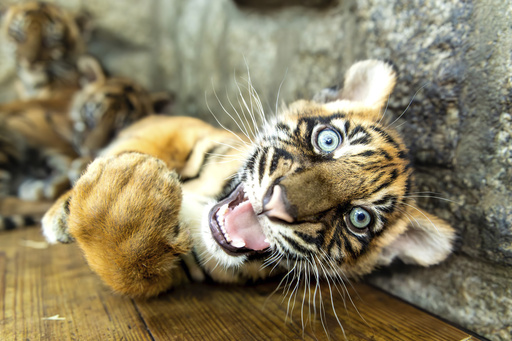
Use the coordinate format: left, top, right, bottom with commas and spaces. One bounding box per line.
1, 1, 88, 99
42, 60, 455, 298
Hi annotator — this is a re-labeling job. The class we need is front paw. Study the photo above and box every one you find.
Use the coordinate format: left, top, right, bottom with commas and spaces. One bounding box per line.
67, 152, 190, 297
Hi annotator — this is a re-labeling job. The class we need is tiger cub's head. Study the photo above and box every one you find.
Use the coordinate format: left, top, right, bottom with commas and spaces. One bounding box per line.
69, 56, 160, 157
206, 60, 455, 278
1, 2, 86, 69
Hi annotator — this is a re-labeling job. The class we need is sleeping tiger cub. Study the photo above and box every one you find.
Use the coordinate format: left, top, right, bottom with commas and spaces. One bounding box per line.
1, 1, 89, 99
0, 56, 168, 230
42, 60, 456, 297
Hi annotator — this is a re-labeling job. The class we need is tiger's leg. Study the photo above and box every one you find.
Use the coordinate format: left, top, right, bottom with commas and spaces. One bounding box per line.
43, 152, 191, 297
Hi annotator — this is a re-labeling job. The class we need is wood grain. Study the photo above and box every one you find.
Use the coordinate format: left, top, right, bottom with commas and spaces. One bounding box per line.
0, 227, 151, 340
0, 226, 478, 340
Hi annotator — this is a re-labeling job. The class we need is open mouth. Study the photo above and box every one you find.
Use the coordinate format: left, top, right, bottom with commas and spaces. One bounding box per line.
208, 184, 270, 256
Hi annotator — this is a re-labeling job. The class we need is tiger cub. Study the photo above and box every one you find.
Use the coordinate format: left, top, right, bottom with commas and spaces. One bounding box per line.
0, 56, 168, 230
1, 1, 89, 99
42, 60, 456, 297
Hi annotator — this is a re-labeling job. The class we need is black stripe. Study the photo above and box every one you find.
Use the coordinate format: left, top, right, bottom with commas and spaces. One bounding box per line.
355, 150, 376, 158
374, 195, 398, 214
64, 196, 71, 215
344, 120, 351, 135
294, 230, 324, 249
350, 134, 372, 145
24, 216, 36, 226
397, 150, 409, 160
244, 152, 257, 174
373, 194, 397, 206
370, 125, 402, 150
363, 162, 394, 172
348, 125, 367, 139
379, 149, 393, 161
326, 208, 346, 257
276, 123, 291, 137
280, 233, 311, 256
270, 148, 294, 176
269, 149, 280, 176
177, 259, 193, 282
374, 216, 388, 237
258, 147, 268, 184
340, 228, 357, 259
5, 218, 16, 230
330, 113, 346, 120
370, 169, 399, 195
369, 171, 386, 185
353, 234, 370, 255
326, 227, 343, 257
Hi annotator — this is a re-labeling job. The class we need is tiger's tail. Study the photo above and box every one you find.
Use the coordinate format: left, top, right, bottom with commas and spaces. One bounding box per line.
0, 196, 53, 232
0, 214, 38, 231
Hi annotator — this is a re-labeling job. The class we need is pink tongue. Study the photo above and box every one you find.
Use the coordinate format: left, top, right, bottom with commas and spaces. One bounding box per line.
224, 201, 270, 251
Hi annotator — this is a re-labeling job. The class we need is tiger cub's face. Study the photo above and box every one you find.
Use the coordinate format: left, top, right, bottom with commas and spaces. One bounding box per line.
2, 2, 85, 70
69, 57, 154, 157
205, 60, 455, 277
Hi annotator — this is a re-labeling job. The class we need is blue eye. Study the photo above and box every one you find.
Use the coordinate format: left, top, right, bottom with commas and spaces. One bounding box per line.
316, 128, 341, 153
349, 207, 372, 229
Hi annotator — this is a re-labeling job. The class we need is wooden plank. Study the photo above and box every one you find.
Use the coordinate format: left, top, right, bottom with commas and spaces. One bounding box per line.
135, 276, 477, 340
0, 226, 477, 340
0, 226, 151, 340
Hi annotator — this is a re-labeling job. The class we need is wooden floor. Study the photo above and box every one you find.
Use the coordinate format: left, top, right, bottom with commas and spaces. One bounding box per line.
1, 227, 477, 341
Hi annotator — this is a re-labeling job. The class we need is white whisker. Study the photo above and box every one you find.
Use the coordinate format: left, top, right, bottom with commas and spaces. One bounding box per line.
275, 68, 289, 121
205, 89, 250, 146
403, 195, 462, 205
211, 82, 255, 144
387, 83, 429, 128
402, 201, 440, 234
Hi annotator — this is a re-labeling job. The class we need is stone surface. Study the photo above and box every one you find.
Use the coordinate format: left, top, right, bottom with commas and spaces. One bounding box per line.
369, 255, 512, 340
355, 0, 512, 267
0, 0, 510, 339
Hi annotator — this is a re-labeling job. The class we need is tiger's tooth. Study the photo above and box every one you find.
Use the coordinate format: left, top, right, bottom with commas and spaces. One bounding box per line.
231, 239, 245, 248
264, 238, 270, 243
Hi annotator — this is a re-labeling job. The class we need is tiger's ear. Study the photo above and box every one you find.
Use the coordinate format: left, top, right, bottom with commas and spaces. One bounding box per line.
340, 59, 397, 110
315, 60, 397, 112
74, 10, 93, 42
378, 207, 456, 267
150, 91, 175, 114
77, 55, 106, 86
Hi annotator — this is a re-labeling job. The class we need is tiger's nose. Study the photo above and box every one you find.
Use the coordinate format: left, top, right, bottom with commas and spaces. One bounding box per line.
262, 185, 296, 223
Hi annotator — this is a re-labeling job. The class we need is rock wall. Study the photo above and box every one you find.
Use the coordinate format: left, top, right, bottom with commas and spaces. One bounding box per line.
1, 0, 510, 339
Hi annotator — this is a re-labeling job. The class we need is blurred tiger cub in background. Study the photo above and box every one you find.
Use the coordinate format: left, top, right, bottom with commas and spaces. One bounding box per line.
0, 55, 171, 231
1, 1, 90, 99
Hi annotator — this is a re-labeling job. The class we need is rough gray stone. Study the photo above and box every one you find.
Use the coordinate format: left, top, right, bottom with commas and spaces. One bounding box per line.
369, 255, 512, 340
353, 0, 512, 266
